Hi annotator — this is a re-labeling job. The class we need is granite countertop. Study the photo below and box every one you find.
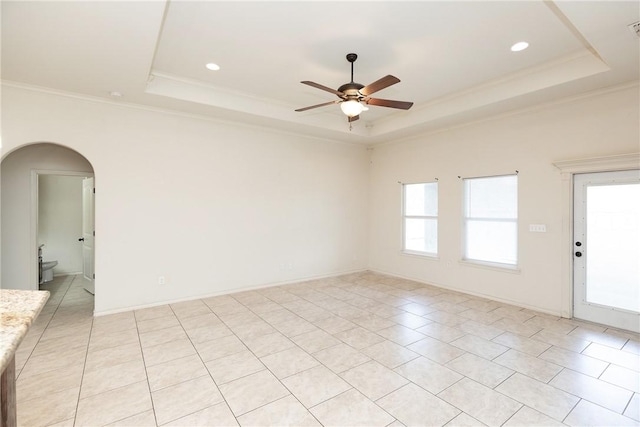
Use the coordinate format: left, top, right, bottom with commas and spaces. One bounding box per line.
0, 289, 50, 373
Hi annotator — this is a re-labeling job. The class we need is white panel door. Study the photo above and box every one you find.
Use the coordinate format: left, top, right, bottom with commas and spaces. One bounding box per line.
82, 177, 95, 294
573, 170, 640, 332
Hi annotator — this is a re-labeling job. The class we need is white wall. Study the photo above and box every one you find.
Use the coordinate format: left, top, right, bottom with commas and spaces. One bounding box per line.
368, 85, 639, 316
1, 85, 370, 314
38, 174, 84, 276
1, 143, 93, 290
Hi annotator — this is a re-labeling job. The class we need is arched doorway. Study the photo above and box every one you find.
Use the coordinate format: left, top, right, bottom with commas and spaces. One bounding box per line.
1, 143, 95, 305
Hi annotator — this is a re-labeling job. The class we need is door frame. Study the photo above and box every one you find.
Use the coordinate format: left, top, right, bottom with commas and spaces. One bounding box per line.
554, 153, 640, 320
30, 169, 94, 290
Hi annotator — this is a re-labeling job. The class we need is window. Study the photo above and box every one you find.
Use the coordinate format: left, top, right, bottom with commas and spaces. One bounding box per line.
463, 174, 518, 266
403, 182, 438, 256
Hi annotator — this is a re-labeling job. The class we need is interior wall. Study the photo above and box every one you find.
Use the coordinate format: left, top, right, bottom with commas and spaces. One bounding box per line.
38, 174, 84, 276
1, 85, 370, 314
1, 143, 93, 290
368, 85, 639, 315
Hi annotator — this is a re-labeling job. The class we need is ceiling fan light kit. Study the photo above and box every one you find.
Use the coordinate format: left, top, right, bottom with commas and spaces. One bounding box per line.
296, 53, 413, 123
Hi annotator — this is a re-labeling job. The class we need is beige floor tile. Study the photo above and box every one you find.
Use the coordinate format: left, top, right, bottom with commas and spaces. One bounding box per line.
140, 325, 188, 348
451, 334, 509, 360
623, 340, 640, 355
135, 305, 174, 322
492, 331, 551, 356
219, 370, 290, 416
625, 393, 639, 421
237, 395, 321, 426
281, 364, 351, 408
17, 386, 80, 427
29, 332, 89, 357
491, 318, 542, 338
272, 318, 319, 338
503, 406, 564, 426
17, 364, 83, 401
137, 315, 181, 334
443, 412, 486, 426
439, 378, 522, 425
184, 323, 233, 344
75, 380, 153, 426
89, 327, 139, 352
260, 346, 319, 379
163, 402, 238, 427
445, 352, 514, 388
243, 332, 295, 357
416, 323, 466, 343
494, 349, 562, 382
350, 314, 396, 331
491, 306, 535, 323
377, 325, 426, 346
569, 326, 629, 349
458, 320, 504, 340
495, 373, 579, 421
91, 316, 137, 336
583, 342, 640, 371
314, 315, 358, 334
81, 358, 147, 398
525, 316, 576, 335
291, 329, 341, 353
530, 329, 590, 353
39, 323, 91, 341
564, 400, 638, 427
424, 310, 468, 327
408, 336, 467, 364
104, 410, 157, 426
333, 326, 385, 349
178, 312, 223, 331
19, 347, 87, 378
341, 360, 408, 400
313, 343, 370, 373
361, 340, 419, 369
401, 302, 434, 316
152, 375, 224, 425
194, 334, 247, 362
230, 320, 277, 340
85, 342, 143, 372
378, 383, 460, 426
47, 418, 76, 427
601, 364, 640, 393
206, 350, 265, 385
538, 345, 608, 378
147, 354, 208, 391
550, 368, 634, 413
143, 338, 197, 367
170, 300, 212, 319
310, 388, 395, 427
394, 356, 462, 394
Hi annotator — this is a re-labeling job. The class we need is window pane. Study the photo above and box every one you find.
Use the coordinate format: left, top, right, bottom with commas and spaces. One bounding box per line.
405, 183, 438, 216
405, 218, 437, 254
465, 220, 517, 265
465, 175, 517, 219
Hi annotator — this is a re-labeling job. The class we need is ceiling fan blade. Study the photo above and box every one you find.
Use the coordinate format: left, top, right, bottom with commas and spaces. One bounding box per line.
348, 115, 360, 123
295, 100, 339, 112
359, 75, 400, 96
366, 98, 413, 110
301, 81, 344, 96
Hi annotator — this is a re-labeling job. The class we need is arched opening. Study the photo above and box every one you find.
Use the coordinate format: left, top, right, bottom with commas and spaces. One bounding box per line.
1, 142, 95, 312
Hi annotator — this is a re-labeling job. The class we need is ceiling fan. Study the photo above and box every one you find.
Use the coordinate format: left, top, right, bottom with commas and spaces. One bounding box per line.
295, 53, 414, 123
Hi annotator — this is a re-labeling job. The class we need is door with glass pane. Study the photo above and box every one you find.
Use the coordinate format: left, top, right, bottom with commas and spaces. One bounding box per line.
573, 170, 640, 332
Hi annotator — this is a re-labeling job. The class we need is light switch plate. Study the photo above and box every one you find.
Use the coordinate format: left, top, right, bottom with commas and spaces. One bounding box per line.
529, 224, 547, 233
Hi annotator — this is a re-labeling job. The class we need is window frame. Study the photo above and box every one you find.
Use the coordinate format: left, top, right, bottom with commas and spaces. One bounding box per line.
402, 181, 438, 257
461, 173, 519, 269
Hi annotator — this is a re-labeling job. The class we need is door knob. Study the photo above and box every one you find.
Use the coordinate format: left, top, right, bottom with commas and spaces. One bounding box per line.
575, 251, 582, 257
78, 238, 85, 242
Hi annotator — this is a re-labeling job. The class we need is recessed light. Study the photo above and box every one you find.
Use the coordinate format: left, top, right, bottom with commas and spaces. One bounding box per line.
109, 91, 123, 97
510, 41, 529, 52
206, 63, 220, 71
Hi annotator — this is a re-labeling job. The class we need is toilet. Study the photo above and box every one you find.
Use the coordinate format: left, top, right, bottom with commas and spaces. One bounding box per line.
38, 245, 58, 284
41, 260, 58, 283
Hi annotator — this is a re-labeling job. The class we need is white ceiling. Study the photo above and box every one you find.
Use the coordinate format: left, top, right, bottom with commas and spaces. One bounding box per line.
2, 1, 638, 145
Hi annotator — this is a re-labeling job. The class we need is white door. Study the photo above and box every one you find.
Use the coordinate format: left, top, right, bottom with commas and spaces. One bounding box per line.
82, 177, 95, 294
573, 170, 640, 332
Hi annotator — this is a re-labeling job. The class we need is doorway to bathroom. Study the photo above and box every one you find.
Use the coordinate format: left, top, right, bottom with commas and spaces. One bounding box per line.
35, 171, 95, 294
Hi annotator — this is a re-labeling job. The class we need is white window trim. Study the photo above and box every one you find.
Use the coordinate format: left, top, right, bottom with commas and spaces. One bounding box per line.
402, 181, 438, 257
461, 174, 519, 269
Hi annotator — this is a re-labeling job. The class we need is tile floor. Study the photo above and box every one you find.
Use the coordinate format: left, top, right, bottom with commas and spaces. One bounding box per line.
14, 273, 640, 426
